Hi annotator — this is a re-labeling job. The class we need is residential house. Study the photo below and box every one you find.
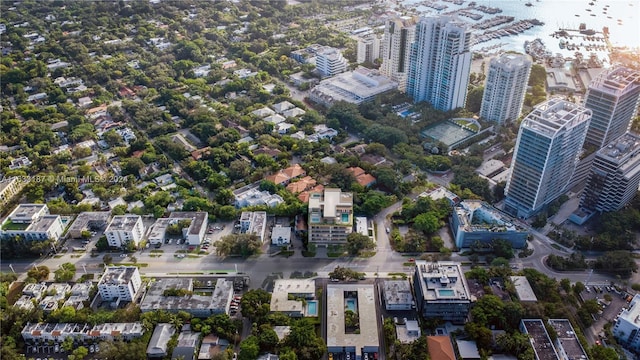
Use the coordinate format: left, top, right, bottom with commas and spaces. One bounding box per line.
272, 101, 295, 114
147, 324, 176, 358
265, 164, 306, 186
427, 336, 456, 360
172, 330, 201, 360
347, 167, 377, 187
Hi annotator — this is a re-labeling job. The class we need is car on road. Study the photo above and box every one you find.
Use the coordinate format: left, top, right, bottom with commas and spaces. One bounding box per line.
233, 352, 238, 360
120, 254, 127, 258
54, 344, 59, 353
385, 227, 390, 234
408, 258, 415, 262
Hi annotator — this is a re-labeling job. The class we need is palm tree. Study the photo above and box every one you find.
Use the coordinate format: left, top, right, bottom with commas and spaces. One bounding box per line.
169, 314, 184, 331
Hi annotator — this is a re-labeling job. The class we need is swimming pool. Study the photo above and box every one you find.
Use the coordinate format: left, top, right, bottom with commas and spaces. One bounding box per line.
346, 298, 357, 312
399, 110, 414, 118
307, 300, 318, 316
438, 289, 455, 297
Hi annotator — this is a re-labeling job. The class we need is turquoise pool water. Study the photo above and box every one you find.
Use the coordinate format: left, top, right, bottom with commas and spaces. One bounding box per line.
438, 289, 455, 297
399, 110, 413, 118
341, 213, 349, 223
307, 300, 318, 316
346, 298, 357, 312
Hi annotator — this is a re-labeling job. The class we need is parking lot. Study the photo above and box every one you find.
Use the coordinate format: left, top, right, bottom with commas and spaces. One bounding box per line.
582, 284, 631, 340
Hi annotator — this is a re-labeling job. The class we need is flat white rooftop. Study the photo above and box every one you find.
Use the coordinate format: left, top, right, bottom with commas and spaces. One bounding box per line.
326, 284, 379, 355
510, 276, 537, 302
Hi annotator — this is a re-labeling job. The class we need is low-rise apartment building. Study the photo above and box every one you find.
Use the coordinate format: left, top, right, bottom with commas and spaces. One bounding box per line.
0, 204, 64, 242
21, 322, 144, 343
104, 215, 145, 248
413, 261, 472, 324
97, 266, 142, 302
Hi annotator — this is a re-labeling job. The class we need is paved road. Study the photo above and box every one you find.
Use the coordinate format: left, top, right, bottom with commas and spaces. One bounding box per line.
1, 193, 620, 291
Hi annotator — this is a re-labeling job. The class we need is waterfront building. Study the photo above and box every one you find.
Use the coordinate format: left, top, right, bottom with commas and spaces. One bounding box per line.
315, 47, 348, 78
413, 261, 472, 324
98, 266, 142, 302
357, 33, 381, 64
380, 15, 417, 92
570, 67, 640, 190
308, 67, 398, 107
614, 294, 640, 352
580, 132, 640, 213
308, 188, 353, 246
407, 16, 472, 111
504, 99, 591, 218
480, 54, 532, 124
583, 66, 640, 149
104, 215, 145, 248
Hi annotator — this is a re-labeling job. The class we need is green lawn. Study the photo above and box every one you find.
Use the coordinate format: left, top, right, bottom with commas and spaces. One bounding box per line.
1, 220, 29, 231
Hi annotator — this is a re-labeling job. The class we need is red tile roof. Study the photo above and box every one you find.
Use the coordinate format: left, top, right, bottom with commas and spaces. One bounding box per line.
355, 173, 376, 187
427, 336, 456, 360
282, 164, 306, 179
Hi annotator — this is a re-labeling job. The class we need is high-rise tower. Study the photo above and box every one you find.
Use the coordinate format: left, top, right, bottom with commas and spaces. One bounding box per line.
380, 15, 417, 92
406, 16, 472, 111
568, 66, 640, 190
583, 66, 640, 149
580, 132, 640, 213
356, 33, 381, 64
480, 54, 532, 124
504, 99, 592, 218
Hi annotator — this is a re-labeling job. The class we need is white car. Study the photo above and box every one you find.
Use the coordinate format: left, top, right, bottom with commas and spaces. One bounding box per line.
89, 345, 95, 353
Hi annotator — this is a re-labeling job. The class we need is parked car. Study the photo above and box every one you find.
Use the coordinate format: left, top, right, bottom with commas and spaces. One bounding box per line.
89, 345, 94, 353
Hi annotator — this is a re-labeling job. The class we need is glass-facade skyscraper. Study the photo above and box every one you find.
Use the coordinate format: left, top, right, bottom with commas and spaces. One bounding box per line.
504, 99, 592, 218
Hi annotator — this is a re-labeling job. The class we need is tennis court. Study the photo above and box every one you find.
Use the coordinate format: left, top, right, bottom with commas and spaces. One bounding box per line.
421, 120, 477, 148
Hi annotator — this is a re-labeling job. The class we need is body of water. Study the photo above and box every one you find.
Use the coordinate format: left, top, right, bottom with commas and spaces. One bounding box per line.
399, 0, 639, 59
